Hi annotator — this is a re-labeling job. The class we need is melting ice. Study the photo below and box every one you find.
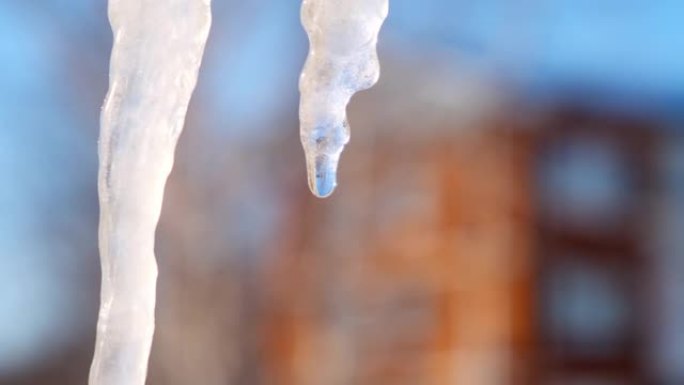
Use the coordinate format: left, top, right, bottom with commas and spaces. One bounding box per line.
89, 1, 211, 384
299, 0, 389, 197
90, 0, 390, 383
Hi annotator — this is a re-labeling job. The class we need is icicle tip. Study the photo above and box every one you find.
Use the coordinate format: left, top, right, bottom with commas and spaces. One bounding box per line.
306, 152, 339, 198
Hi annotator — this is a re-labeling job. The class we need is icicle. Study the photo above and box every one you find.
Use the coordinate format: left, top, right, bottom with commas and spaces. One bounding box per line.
89, 1, 211, 384
299, 0, 389, 197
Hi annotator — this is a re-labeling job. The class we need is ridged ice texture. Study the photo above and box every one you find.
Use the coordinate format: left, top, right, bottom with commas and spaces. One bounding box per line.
300, 0, 389, 197
89, 1, 211, 385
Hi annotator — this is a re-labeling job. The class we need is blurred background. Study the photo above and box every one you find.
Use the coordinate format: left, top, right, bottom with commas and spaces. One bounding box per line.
1, 1, 683, 384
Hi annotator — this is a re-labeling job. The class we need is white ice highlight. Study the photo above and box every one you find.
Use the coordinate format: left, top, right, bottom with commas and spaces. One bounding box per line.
299, 0, 389, 197
89, 1, 211, 384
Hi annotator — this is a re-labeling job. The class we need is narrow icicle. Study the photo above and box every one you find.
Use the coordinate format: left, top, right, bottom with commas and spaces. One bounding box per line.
89, 1, 211, 384
299, 0, 389, 197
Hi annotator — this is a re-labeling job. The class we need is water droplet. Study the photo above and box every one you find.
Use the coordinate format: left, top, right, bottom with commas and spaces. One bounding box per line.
306, 151, 339, 198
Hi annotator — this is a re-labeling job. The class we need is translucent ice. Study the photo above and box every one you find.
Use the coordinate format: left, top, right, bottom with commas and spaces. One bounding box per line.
89, 1, 211, 384
299, 0, 389, 197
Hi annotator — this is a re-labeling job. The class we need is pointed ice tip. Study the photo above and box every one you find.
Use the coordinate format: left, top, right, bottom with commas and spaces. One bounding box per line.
306, 153, 339, 198
311, 174, 336, 198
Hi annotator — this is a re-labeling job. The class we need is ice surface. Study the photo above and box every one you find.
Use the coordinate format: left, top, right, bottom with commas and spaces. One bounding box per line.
299, 0, 389, 197
89, 1, 211, 384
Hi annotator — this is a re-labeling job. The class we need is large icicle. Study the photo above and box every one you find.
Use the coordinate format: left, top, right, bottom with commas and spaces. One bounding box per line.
89, 1, 211, 384
299, 0, 389, 197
